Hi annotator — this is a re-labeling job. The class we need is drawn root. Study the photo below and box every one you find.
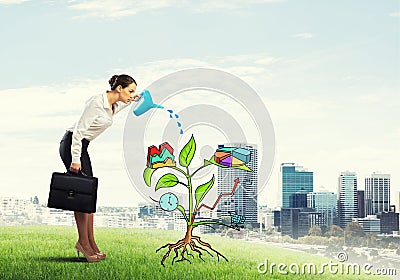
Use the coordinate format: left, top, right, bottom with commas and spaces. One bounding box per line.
156, 235, 228, 266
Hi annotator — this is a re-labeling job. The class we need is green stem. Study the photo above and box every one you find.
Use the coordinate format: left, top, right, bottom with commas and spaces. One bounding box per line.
186, 167, 194, 225
190, 164, 208, 178
170, 166, 187, 177
192, 221, 234, 228
177, 181, 188, 187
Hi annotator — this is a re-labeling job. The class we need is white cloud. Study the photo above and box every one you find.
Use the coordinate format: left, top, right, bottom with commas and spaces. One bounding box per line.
224, 66, 266, 76
264, 97, 330, 120
293, 33, 316, 39
192, 0, 284, 13
68, 0, 182, 19
356, 94, 382, 104
0, 0, 28, 4
216, 53, 280, 65
389, 12, 400, 17
255, 56, 280, 65
67, 0, 284, 19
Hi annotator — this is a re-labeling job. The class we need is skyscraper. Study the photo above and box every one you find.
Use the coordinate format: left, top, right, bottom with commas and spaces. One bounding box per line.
338, 171, 358, 229
365, 173, 390, 215
217, 143, 258, 225
281, 163, 313, 208
377, 212, 399, 234
307, 192, 337, 227
290, 192, 308, 208
357, 190, 366, 218
280, 208, 324, 239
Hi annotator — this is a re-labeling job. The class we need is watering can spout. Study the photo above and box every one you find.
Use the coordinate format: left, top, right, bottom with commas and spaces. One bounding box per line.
152, 104, 164, 109
133, 89, 164, 116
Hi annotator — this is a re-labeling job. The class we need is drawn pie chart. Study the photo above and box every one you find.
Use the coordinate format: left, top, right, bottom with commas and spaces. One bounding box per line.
214, 147, 250, 167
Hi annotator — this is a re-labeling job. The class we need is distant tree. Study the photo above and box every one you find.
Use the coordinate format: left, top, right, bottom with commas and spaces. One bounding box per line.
366, 234, 377, 248
265, 228, 275, 235
309, 225, 322, 236
325, 225, 344, 237
221, 216, 231, 225
345, 222, 365, 239
33, 196, 39, 205
298, 235, 329, 245
327, 236, 343, 253
328, 236, 343, 246
388, 242, 398, 250
320, 225, 328, 236
281, 235, 293, 243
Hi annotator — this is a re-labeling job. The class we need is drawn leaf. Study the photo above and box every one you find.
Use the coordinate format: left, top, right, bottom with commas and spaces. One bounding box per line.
143, 167, 156, 187
155, 173, 179, 191
179, 134, 196, 167
195, 175, 215, 208
176, 205, 189, 223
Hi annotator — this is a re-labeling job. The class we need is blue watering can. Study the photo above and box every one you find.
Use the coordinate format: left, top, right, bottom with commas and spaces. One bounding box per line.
133, 89, 164, 116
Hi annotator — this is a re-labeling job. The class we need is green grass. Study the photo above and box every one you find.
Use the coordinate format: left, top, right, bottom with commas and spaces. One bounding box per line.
0, 226, 390, 280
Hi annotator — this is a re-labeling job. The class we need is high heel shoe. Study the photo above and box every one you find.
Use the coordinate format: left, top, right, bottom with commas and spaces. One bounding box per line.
95, 251, 106, 260
75, 242, 100, 263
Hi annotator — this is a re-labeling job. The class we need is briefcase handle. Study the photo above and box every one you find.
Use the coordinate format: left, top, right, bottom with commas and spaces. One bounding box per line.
67, 169, 88, 177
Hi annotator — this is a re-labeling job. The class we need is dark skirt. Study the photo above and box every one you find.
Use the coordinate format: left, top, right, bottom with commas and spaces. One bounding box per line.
59, 131, 93, 176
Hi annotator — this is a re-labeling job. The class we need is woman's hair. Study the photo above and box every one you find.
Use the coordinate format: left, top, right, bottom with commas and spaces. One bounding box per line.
109, 74, 137, 90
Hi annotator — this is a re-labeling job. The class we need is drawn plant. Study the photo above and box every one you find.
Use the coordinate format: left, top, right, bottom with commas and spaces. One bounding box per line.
143, 135, 253, 266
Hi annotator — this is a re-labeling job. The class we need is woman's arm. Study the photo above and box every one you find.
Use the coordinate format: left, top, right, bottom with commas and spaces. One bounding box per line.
71, 97, 102, 165
113, 101, 132, 114
113, 93, 141, 114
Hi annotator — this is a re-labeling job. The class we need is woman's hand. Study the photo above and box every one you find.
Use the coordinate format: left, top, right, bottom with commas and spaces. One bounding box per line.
69, 163, 82, 173
130, 93, 141, 102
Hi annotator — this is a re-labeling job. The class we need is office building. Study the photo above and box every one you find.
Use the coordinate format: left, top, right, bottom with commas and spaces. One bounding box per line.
357, 215, 381, 234
281, 163, 313, 208
338, 171, 358, 229
0, 197, 29, 216
307, 192, 337, 227
217, 143, 258, 226
378, 212, 399, 234
357, 190, 365, 218
365, 173, 390, 215
289, 192, 308, 208
281, 208, 324, 239
273, 210, 281, 227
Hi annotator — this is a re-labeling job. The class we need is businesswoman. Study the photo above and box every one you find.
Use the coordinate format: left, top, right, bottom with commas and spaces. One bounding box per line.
59, 74, 140, 262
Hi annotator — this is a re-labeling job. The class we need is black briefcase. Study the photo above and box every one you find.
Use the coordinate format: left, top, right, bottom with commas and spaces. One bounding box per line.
47, 171, 98, 213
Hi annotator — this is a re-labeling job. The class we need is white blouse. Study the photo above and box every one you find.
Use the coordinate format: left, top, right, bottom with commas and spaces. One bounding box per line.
67, 92, 131, 164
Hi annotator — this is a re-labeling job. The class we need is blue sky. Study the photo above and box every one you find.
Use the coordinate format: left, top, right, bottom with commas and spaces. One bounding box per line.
0, 0, 399, 208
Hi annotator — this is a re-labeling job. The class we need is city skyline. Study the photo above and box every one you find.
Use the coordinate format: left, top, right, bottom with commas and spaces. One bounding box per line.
2, 164, 398, 210
0, 1, 398, 209
277, 166, 399, 237
2, 163, 398, 211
